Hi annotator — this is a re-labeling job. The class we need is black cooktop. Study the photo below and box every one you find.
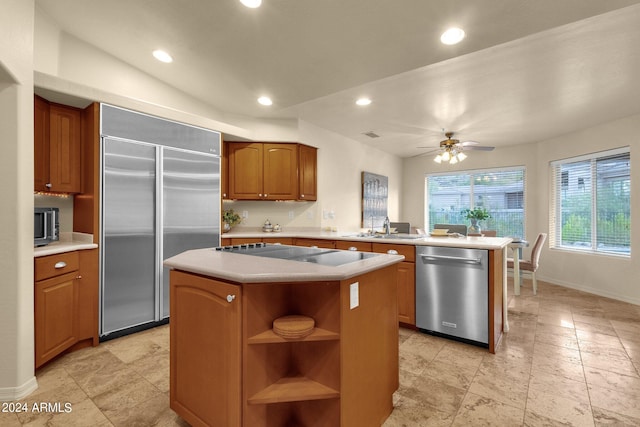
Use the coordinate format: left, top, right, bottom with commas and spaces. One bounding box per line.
214, 243, 379, 267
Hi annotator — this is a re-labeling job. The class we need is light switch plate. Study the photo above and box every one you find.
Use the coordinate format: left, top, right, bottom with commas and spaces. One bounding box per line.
350, 282, 359, 309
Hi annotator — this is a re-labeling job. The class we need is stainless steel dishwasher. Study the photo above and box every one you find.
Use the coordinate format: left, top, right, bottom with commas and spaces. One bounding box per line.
415, 246, 489, 346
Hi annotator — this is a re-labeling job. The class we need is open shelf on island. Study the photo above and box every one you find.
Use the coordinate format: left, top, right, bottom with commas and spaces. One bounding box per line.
247, 327, 340, 344
247, 376, 340, 405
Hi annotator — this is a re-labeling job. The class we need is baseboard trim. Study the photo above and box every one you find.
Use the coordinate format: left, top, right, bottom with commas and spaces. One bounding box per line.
536, 274, 640, 306
0, 376, 38, 402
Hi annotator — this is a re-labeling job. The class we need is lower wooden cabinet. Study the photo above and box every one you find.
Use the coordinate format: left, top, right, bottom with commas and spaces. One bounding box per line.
35, 271, 78, 368
34, 249, 99, 369
170, 270, 242, 427
372, 243, 416, 326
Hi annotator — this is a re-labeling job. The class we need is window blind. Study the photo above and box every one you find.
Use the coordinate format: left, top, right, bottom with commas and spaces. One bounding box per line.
549, 147, 630, 256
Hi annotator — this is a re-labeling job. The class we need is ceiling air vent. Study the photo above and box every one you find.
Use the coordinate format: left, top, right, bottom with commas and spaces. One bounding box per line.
362, 131, 380, 138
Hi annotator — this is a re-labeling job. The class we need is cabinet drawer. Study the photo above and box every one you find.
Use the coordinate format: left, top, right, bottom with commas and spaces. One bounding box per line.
372, 243, 415, 262
335, 240, 373, 252
35, 251, 80, 281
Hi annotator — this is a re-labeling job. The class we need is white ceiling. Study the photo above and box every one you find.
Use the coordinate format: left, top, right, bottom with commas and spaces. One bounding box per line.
35, 0, 640, 157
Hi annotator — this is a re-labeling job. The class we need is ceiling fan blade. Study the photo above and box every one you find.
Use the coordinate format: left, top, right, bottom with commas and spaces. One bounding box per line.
459, 140, 480, 146
463, 145, 495, 151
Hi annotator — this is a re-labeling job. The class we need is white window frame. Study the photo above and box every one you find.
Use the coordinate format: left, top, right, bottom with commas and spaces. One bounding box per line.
549, 146, 631, 257
424, 166, 526, 238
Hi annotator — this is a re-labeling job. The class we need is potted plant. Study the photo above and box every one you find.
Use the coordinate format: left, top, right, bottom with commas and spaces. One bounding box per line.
462, 207, 491, 234
222, 209, 242, 232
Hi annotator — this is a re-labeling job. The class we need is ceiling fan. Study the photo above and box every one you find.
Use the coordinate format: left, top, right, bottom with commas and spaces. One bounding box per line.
416, 132, 495, 164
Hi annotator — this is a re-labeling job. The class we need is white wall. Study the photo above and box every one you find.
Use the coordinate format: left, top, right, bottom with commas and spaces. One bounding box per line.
402, 115, 640, 304
0, 0, 38, 401
224, 120, 404, 232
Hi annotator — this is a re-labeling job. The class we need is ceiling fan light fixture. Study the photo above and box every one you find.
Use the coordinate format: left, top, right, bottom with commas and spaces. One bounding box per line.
434, 154, 443, 163
441, 151, 451, 162
440, 27, 465, 45
457, 152, 467, 161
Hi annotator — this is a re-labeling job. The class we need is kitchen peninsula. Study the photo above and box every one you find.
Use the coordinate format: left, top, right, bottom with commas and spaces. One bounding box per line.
164, 245, 404, 427
222, 229, 512, 352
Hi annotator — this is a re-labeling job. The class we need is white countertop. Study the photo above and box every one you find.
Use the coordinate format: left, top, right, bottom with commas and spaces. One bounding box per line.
222, 228, 513, 250
34, 232, 98, 257
164, 247, 405, 283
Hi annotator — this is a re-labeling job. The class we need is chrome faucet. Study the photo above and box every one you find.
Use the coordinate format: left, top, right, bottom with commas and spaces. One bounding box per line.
383, 216, 391, 235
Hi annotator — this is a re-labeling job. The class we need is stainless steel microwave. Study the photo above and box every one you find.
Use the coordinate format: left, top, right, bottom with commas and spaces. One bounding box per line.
34, 207, 59, 247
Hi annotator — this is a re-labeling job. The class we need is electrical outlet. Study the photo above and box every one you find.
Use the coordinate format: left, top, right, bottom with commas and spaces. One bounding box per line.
288, 210, 294, 219
242, 210, 248, 219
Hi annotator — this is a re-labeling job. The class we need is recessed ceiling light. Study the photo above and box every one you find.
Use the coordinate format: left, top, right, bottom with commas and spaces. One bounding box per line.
356, 98, 372, 106
440, 28, 465, 45
257, 96, 273, 106
152, 50, 173, 63
240, 0, 262, 8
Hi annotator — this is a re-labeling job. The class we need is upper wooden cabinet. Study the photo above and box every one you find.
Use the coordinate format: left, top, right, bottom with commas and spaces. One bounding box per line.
226, 142, 317, 201
34, 96, 82, 193
298, 144, 317, 201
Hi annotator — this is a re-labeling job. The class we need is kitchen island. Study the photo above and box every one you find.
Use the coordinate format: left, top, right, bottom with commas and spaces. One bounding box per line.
164, 245, 404, 427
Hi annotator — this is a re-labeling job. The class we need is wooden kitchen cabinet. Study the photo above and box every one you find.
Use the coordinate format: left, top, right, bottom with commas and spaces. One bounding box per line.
294, 238, 336, 249
227, 142, 317, 201
34, 96, 82, 193
170, 270, 242, 427
34, 251, 80, 368
335, 240, 372, 252
222, 141, 229, 199
373, 243, 416, 326
34, 249, 99, 369
298, 144, 317, 201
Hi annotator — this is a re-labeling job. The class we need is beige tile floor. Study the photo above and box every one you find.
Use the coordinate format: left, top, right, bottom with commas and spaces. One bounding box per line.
2, 278, 640, 426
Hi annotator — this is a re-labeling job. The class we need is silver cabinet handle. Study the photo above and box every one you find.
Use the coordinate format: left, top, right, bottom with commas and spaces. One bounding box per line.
226, 294, 236, 303
258, 193, 263, 197
301, 194, 305, 198
76, 275, 82, 279
264, 194, 268, 197
348, 246, 358, 251
54, 261, 67, 269
45, 183, 52, 188
387, 250, 399, 255
310, 245, 318, 248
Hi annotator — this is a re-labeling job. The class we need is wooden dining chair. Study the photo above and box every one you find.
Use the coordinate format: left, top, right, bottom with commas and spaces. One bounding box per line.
507, 233, 547, 295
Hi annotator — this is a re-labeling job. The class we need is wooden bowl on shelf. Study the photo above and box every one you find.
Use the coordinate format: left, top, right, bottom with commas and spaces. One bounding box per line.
273, 315, 315, 339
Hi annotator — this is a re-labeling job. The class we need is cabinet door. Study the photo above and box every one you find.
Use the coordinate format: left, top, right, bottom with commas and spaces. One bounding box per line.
77, 249, 99, 344
34, 96, 50, 192
397, 261, 416, 326
49, 104, 81, 193
262, 143, 297, 200
228, 143, 263, 199
170, 270, 241, 427
298, 144, 317, 201
222, 141, 229, 199
35, 272, 78, 368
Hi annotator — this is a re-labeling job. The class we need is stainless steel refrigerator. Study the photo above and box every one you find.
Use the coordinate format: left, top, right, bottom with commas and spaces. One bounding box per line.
100, 104, 220, 338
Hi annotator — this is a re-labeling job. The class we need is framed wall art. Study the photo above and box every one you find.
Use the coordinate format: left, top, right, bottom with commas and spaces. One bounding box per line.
361, 171, 388, 230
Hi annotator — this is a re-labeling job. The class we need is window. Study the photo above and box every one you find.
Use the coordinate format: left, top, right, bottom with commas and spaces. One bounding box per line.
425, 167, 526, 238
550, 147, 630, 256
